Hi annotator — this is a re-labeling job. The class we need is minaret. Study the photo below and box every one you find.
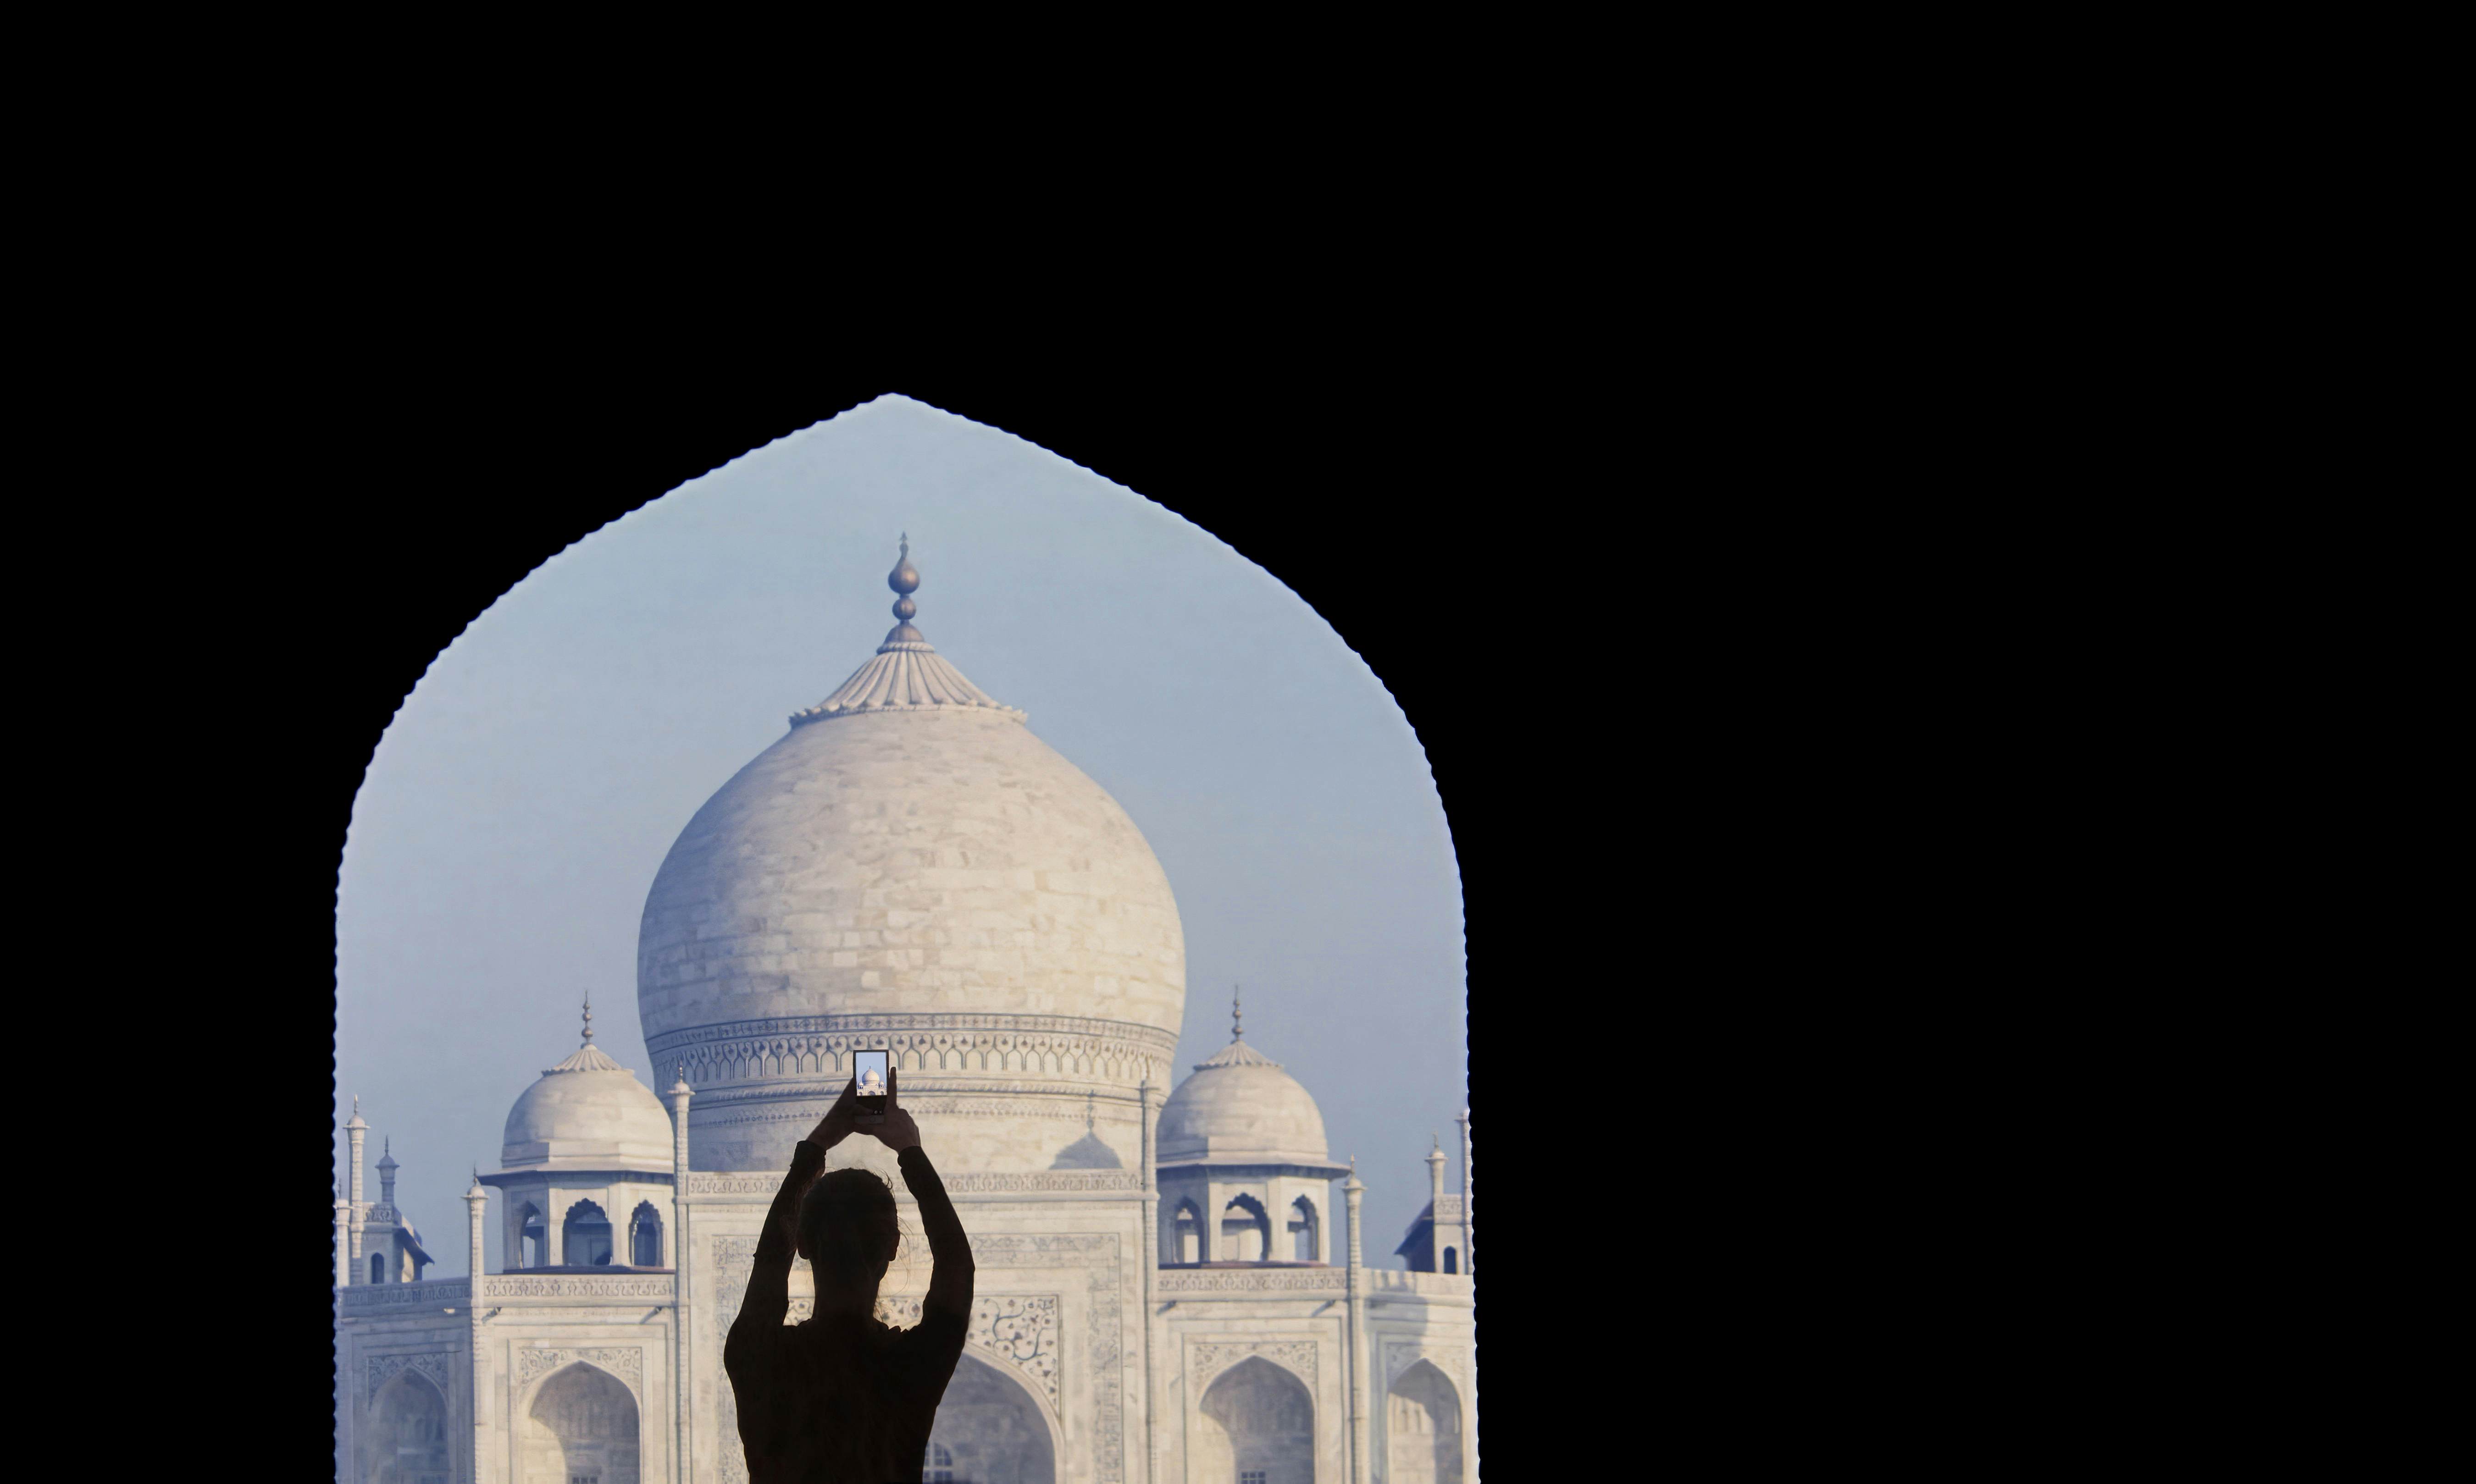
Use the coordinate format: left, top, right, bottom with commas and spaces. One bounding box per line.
345, 1095, 368, 1279
1427, 1133, 1447, 1236
1139, 1071, 1159, 1484
1345, 1155, 1369, 1484
667, 1063, 695, 1484
333, 1192, 351, 1290
463, 1171, 489, 1477
374, 1138, 402, 1284
1457, 1106, 1474, 1276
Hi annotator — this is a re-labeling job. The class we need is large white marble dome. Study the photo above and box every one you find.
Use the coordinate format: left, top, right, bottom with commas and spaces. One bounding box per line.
636, 542, 1187, 1171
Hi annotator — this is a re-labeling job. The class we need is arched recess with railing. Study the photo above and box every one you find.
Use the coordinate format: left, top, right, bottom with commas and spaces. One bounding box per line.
1385, 1358, 1465, 1484
1288, 1195, 1321, 1262
368, 1368, 450, 1484
1220, 1194, 1272, 1263
1169, 1199, 1202, 1264
629, 1201, 663, 1267
925, 1349, 1059, 1484
521, 1361, 640, 1484
1195, 1355, 1314, 1484
562, 1200, 613, 1267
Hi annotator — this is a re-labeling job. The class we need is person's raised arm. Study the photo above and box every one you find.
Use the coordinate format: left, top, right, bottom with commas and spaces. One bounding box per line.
728, 1078, 858, 1366
877, 1069, 973, 1319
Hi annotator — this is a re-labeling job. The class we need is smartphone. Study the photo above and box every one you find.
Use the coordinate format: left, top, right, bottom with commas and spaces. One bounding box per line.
854, 1050, 889, 1123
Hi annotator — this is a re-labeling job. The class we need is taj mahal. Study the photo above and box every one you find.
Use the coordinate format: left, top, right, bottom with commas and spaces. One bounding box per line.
332, 540, 1476, 1484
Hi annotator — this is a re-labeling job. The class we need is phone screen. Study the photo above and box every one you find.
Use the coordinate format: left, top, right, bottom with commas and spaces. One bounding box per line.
854, 1050, 889, 1120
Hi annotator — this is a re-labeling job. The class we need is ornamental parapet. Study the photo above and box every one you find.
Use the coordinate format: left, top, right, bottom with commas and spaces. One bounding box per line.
339, 1278, 471, 1313
682, 1168, 1144, 1201
648, 1012, 1180, 1093
480, 1273, 678, 1302
1156, 1268, 1349, 1296
1362, 1269, 1473, 1298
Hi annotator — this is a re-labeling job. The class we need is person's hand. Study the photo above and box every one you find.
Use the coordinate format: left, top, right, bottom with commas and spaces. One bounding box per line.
871, 1066, 922, 1152
806, 1077, 859, 1149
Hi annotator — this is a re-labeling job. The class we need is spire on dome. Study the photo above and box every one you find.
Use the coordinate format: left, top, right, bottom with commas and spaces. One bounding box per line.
887, 532, 922, 642
790, 536, 1024, 727
1194, 983, 1281, 1069
547, 1004, 629, 1075
378, 1137, 398, 1169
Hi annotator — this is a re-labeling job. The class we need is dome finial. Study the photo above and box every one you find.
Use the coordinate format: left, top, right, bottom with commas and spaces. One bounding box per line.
1232, 985, 1242, 1043
581, 993, 593, 1044
884, 535, 925, 642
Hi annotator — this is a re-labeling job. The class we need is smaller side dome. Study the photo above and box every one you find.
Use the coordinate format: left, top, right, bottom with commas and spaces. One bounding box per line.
502, 1035, 676, 1172
1158, 1036, 1335, 1166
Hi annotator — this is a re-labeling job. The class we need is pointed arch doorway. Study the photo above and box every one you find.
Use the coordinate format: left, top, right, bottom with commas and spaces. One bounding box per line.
521, 1361, 640, 1484
924, 1350, 1058, 1484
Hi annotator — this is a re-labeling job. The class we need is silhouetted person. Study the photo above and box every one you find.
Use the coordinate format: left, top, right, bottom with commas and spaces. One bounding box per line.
727, 1069, 974, 1483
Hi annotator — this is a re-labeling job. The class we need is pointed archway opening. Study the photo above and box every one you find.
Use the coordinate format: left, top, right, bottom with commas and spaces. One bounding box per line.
1198, 1355, 1315, 1484
925, 1351, 1057, 1484
522, 1361, 639, 1484
1385, 1358, 1463, 1484
369, 1369, 450, 1484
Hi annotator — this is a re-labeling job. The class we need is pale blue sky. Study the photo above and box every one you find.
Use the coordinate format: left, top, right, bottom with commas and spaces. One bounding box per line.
334, 395, 1468, 1274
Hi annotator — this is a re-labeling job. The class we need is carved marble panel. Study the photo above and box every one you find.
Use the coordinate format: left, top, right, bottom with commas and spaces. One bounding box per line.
366, 1350, 454, 1402
1190, 1337, 1318, 1391
516, 1345, 645, 1392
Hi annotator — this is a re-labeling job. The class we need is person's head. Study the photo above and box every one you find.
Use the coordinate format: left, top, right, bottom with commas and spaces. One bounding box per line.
796, 1168, 900, 1311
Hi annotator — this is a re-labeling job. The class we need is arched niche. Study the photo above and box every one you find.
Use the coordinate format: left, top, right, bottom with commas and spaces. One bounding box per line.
1197, 1355, 1315, 1484
628, 1201, 663, 1267
1289, 1195, 1321, 1262
926, 1350, 1057, 1484
563, 1200, 614, 1267
521, 1361, 639, 1484
369, 1368, 450, 1484
1384, 1358, 1464, 1484
1221, 1193, 1273, 1263
1170, 1199, 1202, 1263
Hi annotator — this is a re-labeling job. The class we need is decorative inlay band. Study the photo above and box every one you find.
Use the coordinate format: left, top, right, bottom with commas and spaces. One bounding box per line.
684, 1169, 1141, 1198
341, 1279, 471, 1312
366, 1350, 453, 1401
1158, 1269, 1349, 1294
649, 1014, 1178, 1091
482, 1274, 676, 1299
